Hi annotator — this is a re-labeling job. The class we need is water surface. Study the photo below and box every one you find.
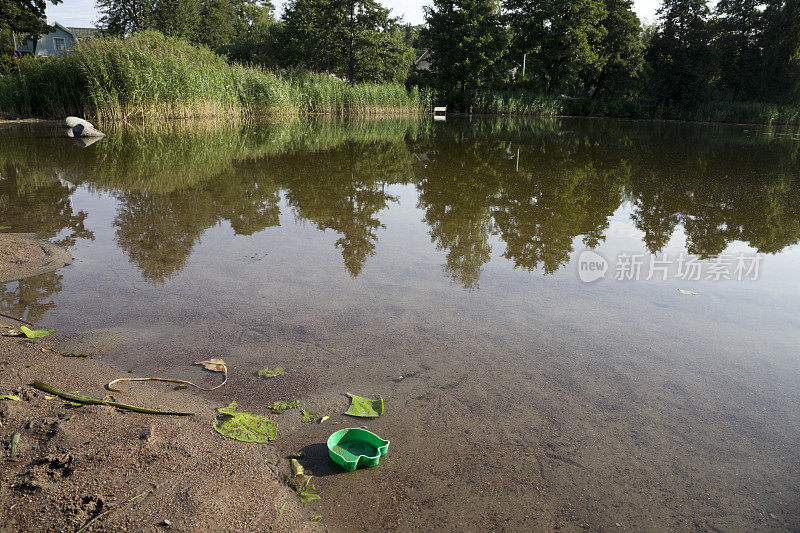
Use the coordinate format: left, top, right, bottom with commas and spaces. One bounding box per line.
1, 117, 799, 530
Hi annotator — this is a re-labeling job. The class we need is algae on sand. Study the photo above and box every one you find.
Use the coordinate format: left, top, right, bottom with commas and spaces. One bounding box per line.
300, 409, 317, 423
268, 400, 299, 414
258, 366, 286, 378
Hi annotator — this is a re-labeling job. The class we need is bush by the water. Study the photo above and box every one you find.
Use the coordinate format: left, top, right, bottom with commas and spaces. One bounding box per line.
0, 31, 426, 120
466, 87, 800, 125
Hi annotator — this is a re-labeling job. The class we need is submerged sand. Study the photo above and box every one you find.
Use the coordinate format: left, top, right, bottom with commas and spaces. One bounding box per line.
0, 234, 73, 283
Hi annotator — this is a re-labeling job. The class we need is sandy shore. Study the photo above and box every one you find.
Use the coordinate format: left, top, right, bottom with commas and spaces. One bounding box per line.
0, 236, 321, 532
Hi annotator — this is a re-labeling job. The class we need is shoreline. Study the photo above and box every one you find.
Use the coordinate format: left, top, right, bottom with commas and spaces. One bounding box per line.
0, 236, 322, 531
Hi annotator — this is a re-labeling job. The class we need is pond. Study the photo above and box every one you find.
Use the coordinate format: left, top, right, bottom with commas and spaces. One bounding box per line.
1, 117, 799, 530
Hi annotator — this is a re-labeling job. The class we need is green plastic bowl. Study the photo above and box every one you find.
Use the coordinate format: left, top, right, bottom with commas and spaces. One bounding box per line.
327, 428, 389, 471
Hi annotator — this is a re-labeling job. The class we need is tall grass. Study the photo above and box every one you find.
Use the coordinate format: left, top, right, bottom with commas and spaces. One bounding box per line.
0, 31, 426, 120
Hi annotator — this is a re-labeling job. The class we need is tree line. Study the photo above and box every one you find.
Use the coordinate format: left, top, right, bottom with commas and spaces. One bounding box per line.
2, 0, 799, 106
419, 0, 800, 107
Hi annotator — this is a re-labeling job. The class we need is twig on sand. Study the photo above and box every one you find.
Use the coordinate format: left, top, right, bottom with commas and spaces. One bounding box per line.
76, 488, 152, 533
0, 312, 33, 327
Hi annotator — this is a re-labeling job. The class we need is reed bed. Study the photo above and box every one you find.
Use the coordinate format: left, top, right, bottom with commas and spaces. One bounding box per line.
0, 31, 426, 120
467, 87, 800, 125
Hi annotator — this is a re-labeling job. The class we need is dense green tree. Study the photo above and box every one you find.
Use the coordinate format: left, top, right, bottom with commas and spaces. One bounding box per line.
145, 0, 201, 40
759, 0, 800, 101
506, 0, 607, 94
280, 0, 412, 83
713, 0, 765, 98
421, 0, 510, 104
97, 0, 153, 35
646, 0, 714, 103
589, 0, 644, 98
0, 0, 62, 35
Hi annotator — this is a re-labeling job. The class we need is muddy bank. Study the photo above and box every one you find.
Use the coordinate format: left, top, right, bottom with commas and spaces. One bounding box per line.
0, 334, 322, 531
0, 234, 72, 283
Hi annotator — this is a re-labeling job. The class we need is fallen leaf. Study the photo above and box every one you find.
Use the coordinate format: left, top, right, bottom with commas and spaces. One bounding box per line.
301, 409, 317, 423
213, 401, 277, 443
677, 289, 698, 295
19, 326, 55, 338
344, 393, 383, 418
195, 358, 226, 373
0, 395, 21, 401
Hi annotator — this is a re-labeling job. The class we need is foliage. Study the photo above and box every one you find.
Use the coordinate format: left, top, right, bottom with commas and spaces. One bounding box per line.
280, 0, 413, 83
646, 0, 714, 103
507, 0, 607, 95
421, 0, 510, 106
0, 0, 62, 35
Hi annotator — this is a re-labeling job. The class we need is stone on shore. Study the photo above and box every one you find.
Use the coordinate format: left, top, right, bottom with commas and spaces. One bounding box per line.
62, 116, 105, 138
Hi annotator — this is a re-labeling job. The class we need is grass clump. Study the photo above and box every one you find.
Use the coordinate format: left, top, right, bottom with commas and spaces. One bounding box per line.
0, 31, 425, 120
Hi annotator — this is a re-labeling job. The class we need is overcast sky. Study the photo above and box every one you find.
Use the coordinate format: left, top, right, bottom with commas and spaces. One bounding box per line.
48, 0, 663, 30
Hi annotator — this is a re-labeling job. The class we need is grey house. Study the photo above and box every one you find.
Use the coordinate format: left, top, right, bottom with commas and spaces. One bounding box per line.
19, 23, 80, 58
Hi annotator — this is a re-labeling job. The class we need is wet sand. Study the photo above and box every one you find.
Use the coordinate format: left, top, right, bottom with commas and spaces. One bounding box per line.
0, 332, 323, 532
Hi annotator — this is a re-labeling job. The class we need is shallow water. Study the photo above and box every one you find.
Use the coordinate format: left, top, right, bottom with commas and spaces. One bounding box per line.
2, 117, 799, 530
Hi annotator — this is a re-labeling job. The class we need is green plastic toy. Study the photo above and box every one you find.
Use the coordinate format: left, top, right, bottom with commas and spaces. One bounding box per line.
327, 428, 389, 471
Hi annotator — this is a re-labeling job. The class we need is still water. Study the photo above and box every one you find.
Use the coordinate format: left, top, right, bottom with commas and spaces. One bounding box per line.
1, 117, 799, 530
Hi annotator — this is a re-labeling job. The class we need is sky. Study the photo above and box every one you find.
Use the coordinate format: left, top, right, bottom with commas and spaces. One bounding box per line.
48, 0, 663, 30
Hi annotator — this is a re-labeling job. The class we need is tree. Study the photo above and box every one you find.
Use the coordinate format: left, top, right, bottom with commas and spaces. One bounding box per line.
589, 0, 644, 98
645, 0, 714, 103
280, 0, 412, 83
506, 0, 607, 95
146, 0, 201, 40
421, 0, 510, 104
759, 0, 800, 101
713, 0, 765, 98
97, 0, 153, 35
0, 0, 62, 35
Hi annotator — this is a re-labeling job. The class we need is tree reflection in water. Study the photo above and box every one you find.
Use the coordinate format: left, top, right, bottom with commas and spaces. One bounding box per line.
1, 118, 800, 292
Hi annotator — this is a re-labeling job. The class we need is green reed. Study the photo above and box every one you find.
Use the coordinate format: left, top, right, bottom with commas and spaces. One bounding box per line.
0, 31, 425, 120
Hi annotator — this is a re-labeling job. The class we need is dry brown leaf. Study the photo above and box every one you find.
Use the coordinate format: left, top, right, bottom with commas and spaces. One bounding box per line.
194, 358, 226, 373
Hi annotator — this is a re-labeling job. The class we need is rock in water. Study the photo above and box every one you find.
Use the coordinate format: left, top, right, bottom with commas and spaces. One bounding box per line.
62, 116, 105, 138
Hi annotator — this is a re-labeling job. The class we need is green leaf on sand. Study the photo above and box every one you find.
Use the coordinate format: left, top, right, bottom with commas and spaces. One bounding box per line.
61, 352, 88, 358
677, 289, 698, 295
258, 366, 286, 378
344, 393, 383, 418
300, 409, 317, 423
267, 400, 299, 414
19, 326, 55, 338
278, 501, 287, 516
0, 394, 21, 401
310, 515, 322, 522
213, 401, 277, 443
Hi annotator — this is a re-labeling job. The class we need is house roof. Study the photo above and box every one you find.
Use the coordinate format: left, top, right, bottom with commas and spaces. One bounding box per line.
68, 27, 102, 41
50, 22, 80, 42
